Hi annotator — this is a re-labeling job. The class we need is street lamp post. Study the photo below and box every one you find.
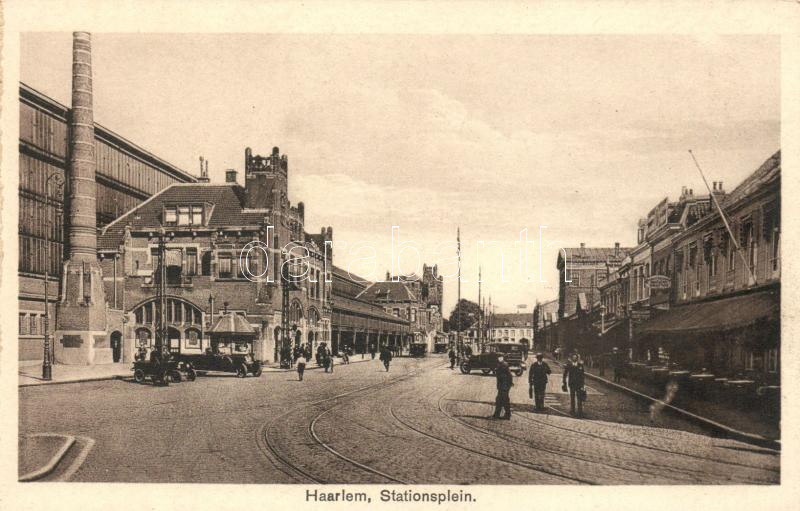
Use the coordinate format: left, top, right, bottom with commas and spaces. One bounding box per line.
42, 172, 65, 381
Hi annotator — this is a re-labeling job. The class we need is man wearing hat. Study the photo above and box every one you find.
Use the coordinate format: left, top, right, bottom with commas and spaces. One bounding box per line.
492, 356, 514, 420
528, 353, 552, 411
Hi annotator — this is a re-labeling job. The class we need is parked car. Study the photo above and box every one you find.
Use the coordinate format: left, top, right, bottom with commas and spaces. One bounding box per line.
460, 342, 526, 376
133, 351, 196, 385
178, 340, 263, 378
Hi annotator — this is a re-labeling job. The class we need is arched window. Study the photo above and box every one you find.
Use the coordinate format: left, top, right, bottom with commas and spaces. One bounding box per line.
289, 300, 303, 324
132, 298, 203, 327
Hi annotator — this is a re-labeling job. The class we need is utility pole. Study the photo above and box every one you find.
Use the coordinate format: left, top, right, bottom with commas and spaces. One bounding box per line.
456, 227, 461, 360
42, 172, 65, 380
477, 265, 481, 354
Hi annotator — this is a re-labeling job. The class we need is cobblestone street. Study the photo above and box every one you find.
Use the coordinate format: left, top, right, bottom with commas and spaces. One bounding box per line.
18, 355, 779, 484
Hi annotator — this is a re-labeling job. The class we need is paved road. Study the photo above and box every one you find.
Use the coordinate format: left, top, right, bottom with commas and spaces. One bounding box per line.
19, 355, 779, 484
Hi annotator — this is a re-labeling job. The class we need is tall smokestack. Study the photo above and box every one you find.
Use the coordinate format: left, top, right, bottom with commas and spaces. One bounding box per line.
56, 32, 109, 366
68, 31, 97, 262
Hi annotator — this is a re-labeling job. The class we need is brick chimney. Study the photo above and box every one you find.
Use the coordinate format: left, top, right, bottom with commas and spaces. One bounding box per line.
56, 32, 109, 365
225, 169, 238, 183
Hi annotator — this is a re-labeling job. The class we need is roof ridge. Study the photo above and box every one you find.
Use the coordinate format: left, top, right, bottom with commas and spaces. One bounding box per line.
100, 183, 179, 237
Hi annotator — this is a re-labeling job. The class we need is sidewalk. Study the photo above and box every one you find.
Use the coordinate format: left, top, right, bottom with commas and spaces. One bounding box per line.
19, 355, 378, 387
548, 355, 780, 450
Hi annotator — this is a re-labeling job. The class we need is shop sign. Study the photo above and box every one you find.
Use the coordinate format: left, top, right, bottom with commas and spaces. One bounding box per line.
646, 275, 671, 290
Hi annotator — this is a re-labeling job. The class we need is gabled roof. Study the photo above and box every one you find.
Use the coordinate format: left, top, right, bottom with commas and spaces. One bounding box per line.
492, 313, 532, 327
332, 265, 369, 284
98, 184, 269, 251
357, 280, 418, 303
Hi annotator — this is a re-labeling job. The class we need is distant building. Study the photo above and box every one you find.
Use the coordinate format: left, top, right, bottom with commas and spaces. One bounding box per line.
330, 265, 411, 355
489, 312, 534, 350
556, 243, 631, 319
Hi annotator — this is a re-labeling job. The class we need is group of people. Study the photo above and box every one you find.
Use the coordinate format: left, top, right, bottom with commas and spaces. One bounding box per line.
492, 352, 587, 420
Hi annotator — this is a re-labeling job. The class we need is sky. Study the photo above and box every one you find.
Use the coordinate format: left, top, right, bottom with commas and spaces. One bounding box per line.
20, 33, 780, 315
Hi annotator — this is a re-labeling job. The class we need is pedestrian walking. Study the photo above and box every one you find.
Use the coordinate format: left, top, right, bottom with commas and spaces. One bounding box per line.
562, 353, 586, 418
370, 345, 377, 360
327, 346, 334, 373
492, 356, 513, 420
296, 354, 307, 381
612, 347, 624, 383
379, 346, 393, 371
448, 348, 456, 370
528, 353, 552, 411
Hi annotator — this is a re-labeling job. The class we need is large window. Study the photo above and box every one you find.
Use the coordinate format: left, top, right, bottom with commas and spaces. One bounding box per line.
218, 255, 233, 278
186, 248, 197, 276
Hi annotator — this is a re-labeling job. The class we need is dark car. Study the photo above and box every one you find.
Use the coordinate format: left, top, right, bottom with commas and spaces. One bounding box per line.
178, 340, 263, 378
133, 351, 196, 385
409, 342, 428, 357
460, 342, 527, 376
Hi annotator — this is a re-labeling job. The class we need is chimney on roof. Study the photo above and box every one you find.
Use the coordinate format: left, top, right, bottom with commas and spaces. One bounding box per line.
225, 169, 237, 183
615, 242, 620, 256
386, 271, 391, 281
198, 156, 210, 183
580, 242, 585, 249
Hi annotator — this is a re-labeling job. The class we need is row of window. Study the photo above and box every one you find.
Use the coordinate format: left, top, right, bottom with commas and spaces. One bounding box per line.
19, 235, 62, 276
132, 299, 203, 326
164, 205, 205, 226
19, 195, 63, 241
19, 312, 48, 336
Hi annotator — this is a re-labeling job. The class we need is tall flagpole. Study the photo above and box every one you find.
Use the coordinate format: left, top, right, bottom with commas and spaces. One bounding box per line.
457, 227, 461, 359
477, 265, 482, 352
689, 150, 756, 286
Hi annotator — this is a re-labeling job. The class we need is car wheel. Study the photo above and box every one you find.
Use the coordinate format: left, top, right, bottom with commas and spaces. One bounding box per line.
170, 370, 183, 383
186, 368, 197, 381
133, 369, 145, 383
236, 364, 248, 378
515, 368, 524, 377
481, 369, 492, 375
459, 362, 470, 374
252, 363, 263, 377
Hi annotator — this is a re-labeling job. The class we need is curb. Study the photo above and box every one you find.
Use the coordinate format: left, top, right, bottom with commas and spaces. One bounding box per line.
19, 434, 76, 482
19, 357, 380, 386
549, 358, 781, 451
19, 375, 126, 388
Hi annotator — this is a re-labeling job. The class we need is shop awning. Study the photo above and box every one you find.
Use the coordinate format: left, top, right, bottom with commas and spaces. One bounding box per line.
638, 288, 779, 335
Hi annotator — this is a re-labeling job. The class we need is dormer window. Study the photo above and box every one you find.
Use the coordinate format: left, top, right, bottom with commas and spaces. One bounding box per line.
164, 205, 205, 226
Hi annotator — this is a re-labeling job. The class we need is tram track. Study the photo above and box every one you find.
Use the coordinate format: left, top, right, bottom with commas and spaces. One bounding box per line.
433, 390, 722, 484
515, 409, 779, 476
388, 389, 589, 484
258, 359, 440, 483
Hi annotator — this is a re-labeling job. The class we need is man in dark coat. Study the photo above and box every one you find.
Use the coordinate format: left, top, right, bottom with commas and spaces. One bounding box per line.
562, 353, 586, 418
528, 353, 551, 411
448, 348, 456, 369
492, 356, 514, 420
379, 346, 392, 371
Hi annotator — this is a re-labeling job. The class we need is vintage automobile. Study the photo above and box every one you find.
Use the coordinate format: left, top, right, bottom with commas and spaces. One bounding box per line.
176, 311, 263, 378
409, 342, 428, 357
179, 342, 263, 378
133, 351, 196, 385
460, 342, 527, 376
